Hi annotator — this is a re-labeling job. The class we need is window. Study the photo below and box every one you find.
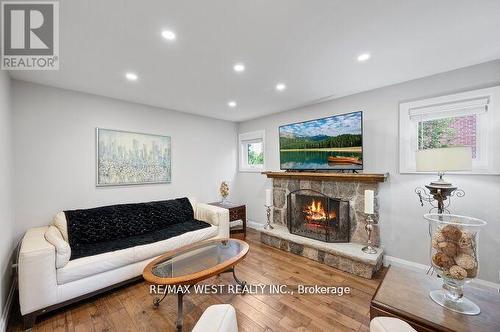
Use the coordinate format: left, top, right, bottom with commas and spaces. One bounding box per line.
418, 114, 478, 158
239, 130, 265, 172
399, 86, 500, 174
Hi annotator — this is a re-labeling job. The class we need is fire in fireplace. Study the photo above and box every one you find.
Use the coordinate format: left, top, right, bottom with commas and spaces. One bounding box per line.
287, 190, 350, 243
302, 199, 336, 227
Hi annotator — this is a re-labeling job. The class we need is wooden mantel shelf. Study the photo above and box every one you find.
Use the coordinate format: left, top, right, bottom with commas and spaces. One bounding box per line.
261, 171, 388, 183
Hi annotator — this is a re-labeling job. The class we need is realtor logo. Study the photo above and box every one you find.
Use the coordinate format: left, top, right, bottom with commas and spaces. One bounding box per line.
1, 1, 59, 70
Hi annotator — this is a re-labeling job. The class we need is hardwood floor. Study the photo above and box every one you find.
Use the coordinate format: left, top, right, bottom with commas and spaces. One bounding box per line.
8, 229, 385, 332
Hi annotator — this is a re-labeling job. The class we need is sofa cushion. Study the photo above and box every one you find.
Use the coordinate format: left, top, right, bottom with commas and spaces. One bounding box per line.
70, 218, 210, 260
53, 211, 69, 242
44, 226, 71, 268
134, 224, 218, 262
57, 246, 136, 285
65, 197, 195, 257
57, 224, 218, 284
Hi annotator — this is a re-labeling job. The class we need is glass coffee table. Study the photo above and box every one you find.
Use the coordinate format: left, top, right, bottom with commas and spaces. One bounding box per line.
143, 238, 249, 331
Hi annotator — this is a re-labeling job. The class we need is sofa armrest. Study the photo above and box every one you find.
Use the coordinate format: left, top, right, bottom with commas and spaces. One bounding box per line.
19, 227, 58, 315
195, 203, 230, 238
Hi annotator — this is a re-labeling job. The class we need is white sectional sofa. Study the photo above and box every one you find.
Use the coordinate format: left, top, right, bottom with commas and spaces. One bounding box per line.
18, 197, 229, 328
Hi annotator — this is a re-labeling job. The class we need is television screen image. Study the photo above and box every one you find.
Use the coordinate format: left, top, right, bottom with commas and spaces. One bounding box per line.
279, 111, 363, 170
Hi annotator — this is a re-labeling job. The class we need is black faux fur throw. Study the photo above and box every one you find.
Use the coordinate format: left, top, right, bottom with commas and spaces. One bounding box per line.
65, 197, 210, 260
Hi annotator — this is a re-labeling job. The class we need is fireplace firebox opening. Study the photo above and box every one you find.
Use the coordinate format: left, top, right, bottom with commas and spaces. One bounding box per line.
287, 189, 350, 243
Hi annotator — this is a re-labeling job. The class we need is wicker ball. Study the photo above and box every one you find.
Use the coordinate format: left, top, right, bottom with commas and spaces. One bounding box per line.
437, 241, 458, 257
433, 231, 446, 243
441, 224, 462, 242
431, 231, 446, 249
454, 253, 477, 270
466, 267, 478, 278
458, 231, 474, 248
459, 246, 475, 256
449, 265, 468, 280
432, 252, 454, 270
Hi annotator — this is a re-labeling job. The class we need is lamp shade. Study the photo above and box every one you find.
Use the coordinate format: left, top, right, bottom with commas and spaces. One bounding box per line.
416, 147, 472, 172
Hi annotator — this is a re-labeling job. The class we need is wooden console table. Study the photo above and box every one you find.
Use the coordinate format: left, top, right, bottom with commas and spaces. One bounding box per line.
208, 202, 246, 238
371, 266, 500, 332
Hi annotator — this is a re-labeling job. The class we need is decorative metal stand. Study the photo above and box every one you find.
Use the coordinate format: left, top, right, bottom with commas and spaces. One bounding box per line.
362, 214, 378, 254
264, 205, 274, 230
415, 173, 465, 214
153, 267, 247, 331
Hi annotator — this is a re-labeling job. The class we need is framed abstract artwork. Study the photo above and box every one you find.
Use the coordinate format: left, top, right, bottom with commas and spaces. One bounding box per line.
96, 128, 171, 186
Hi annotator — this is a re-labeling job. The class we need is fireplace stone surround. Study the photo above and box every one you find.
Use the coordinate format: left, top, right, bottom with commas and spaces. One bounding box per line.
273, 178, 381, 245
260, 172, 387, 279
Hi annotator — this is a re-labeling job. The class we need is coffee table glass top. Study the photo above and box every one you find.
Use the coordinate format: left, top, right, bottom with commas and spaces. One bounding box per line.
151, 239, 248, 279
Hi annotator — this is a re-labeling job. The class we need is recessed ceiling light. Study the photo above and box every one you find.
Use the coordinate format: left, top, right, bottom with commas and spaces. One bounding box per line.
233, 63, 245, 73
275, 83, 287, 91
228, 101, 237, 108
357, 53, 371, 62
125, 72, 138, 81
161, 30, 176, 41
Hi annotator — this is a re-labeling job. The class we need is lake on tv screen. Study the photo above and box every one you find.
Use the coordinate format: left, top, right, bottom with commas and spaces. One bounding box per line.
280, 150, 363, 170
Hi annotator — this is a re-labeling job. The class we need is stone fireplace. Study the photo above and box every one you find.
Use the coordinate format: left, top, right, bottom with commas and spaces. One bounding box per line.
260, 172, 387, 279
287, 189, 350, 243
272, 177, 381, 246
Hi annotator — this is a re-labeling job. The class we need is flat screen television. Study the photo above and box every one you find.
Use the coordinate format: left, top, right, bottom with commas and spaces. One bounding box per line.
279, 111, 363, 171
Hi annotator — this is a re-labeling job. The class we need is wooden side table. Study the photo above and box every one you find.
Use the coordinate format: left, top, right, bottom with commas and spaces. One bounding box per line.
208, 202, 246, 238
371, 266, 500, 332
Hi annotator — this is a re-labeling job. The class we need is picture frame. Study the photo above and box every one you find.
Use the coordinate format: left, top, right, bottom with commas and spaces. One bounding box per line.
96, 128, 172, 186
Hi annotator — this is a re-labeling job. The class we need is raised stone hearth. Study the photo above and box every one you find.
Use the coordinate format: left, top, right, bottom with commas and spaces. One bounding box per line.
261, 225, 383, 279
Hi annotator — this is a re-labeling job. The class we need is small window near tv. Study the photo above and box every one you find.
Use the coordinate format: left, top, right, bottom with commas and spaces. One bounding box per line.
247, 142, 264, 166
399, 86, 500, 174
239, 130, 265, 172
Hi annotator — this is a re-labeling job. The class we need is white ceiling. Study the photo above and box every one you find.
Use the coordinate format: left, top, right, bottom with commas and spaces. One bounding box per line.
9, 0, 500, 122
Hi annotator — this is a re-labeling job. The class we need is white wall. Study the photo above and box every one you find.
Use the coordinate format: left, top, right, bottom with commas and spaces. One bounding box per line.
12, 80, 238, 241
0, 71, 14, 329
235, 60, 500, 283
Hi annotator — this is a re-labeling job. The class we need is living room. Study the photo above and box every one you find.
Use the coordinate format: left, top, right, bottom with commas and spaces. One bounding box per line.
1, 1, 499, 332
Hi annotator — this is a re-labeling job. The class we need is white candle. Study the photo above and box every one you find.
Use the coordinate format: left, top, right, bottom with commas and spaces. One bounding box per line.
364, 190, 374, 214
265, 189, 272, 206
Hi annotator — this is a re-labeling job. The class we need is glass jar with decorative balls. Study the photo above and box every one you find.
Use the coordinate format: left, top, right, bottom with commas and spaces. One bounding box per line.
424, 213, 487, 315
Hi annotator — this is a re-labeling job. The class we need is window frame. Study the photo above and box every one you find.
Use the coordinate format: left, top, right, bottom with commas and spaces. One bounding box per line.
239, 130, 265, 172
399, 86, 500, 175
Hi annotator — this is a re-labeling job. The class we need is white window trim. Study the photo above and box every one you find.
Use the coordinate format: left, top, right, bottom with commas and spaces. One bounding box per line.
399, 86, 500, 175
239, 130, 265, 172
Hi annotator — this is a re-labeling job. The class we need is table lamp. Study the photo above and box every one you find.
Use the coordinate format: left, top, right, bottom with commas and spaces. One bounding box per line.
415, 146, 472, 214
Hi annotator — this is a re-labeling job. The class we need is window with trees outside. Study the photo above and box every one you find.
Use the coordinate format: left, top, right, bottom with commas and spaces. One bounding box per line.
239, 130, 265, 172
399, 86, 500, 174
